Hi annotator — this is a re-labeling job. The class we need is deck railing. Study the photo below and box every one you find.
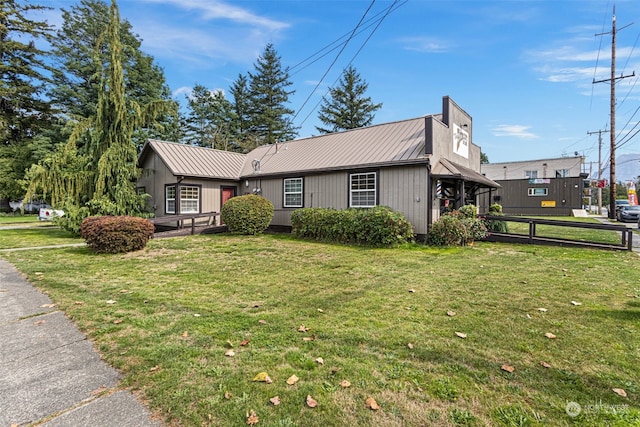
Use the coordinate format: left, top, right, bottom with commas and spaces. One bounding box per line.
481, 215, 634, 251
149, 212, 220, 236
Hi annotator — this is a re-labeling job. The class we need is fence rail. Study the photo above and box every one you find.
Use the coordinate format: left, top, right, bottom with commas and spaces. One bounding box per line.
481, 215, 634, 251
149, 212, 220, 236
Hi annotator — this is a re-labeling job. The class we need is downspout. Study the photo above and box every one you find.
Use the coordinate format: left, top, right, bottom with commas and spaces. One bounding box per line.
426, 159, 432, 235
176, 176, 184, 215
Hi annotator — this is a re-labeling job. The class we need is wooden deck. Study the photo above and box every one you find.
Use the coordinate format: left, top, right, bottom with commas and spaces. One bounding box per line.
149, 212, 222, 238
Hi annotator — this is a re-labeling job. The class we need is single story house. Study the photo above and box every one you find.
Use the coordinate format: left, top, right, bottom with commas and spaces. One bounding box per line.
480, 156, 588, 215
137, 96, 500, 239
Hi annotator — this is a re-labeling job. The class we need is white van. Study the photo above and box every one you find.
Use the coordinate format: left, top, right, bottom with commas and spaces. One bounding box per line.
38, 208, 65, 221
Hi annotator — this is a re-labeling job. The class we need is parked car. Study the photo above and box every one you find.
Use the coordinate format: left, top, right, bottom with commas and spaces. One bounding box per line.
617, 205, 640, 222
615, 199, 630, 214
38, 207, 65, 221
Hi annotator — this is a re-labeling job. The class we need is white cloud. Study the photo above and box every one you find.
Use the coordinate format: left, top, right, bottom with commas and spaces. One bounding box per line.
397, 36, 451, 53
492, 124, 539, 139
141, 0, 289, 31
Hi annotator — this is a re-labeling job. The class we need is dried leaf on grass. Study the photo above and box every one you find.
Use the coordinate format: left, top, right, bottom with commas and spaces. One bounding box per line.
455, 332, 467, 339
365, 397, 380, 410
286, 375, 299, 385
612, 388, 627, 398
106, 300, 116, 305
571, 301, 582, 306
447, 311, 456, 317
258, 319, 267, 324
181, 331, 189, 338
253, 372, 273, 383
537, 308, 548, 312
340, 380, 351, 388
501, 364, 515, 373
303, 335, 316, 342
407, 343, 414, 349
224, 391, 231, 399
225, 349, 235, 357
315, 357, 324, 365
113, 319, 123, 324
246, 409, 259, 425
240, 339, 251, 347
540, 361, 552, 368
544, 332, 557, 339
269, 396, 280, 405
306, 395, 318, 408
149, 365, 160, 372
298, 325, 310, 332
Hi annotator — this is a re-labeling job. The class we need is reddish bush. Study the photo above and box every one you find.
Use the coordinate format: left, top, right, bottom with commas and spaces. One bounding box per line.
81, 216, 154, 254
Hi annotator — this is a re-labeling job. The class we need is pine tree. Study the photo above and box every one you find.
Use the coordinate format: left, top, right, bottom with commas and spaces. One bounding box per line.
184, 84, 236, 150
316, 66, 382, 134
0, 0, 55, 208
25, 0, 176, 233
247, 43, 298, 147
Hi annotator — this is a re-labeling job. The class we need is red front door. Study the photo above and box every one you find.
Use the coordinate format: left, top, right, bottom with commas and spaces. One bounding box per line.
221, 187, 236, 224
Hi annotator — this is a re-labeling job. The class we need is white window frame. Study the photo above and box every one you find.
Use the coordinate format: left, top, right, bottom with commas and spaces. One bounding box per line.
283, 178, 303, 208
528, 188, 548, 197
180, 186, 200, 214
349, 172, 377, 208
525, 170, 538, 179
165, 185, 200, 214
165, 185, 176, 214
555, 169, 570, 178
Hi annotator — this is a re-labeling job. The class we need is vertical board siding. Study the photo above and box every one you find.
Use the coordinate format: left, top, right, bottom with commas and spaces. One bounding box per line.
379, 166, 429, 235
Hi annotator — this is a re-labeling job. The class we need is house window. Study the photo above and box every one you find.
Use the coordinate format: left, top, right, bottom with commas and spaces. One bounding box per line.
525, 170, 538, 179
284, 178, 303, 208
350, 172, 377, 207
165, 185, 176, 214
528, 188, 548, 196
165, 185, 200, 214
555, 169, 570, 178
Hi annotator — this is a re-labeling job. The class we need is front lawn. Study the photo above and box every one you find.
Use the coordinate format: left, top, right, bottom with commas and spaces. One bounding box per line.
2, 233, 639, 426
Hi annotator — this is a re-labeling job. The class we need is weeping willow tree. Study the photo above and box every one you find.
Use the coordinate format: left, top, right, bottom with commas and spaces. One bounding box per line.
25, 0, 176, 233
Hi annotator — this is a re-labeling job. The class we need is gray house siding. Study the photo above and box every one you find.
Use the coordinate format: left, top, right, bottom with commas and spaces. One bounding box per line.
247, 164, 431, 235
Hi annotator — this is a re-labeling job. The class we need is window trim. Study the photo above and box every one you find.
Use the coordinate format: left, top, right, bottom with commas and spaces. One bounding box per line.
349, 171, 378, 208
283, 177, 304, 208
528, 187, 549, 197
165, 184, 201, 214
525, 170, 538, 179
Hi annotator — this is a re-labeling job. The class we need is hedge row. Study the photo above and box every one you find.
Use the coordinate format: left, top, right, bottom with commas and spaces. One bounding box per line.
291, 206, 414, 246
81, 215, 155, 254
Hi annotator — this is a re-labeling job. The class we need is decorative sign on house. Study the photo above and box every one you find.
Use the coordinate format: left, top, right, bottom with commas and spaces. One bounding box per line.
452, 123, 469, 159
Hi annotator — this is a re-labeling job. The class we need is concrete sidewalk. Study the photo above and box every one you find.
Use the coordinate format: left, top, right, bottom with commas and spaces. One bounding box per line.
0, 259, 160, 427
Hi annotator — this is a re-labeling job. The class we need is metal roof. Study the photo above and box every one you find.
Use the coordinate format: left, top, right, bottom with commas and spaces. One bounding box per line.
239, 116, 430, 177
140, 139, 246, 179
432, 158, 501, 188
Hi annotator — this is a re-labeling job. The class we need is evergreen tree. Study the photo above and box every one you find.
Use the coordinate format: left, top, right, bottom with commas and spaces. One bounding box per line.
247, 43, 298, 147
184, 84, 236, 150
316, 66, 381, 134
48, 0, 177, 151
25, 0, 176, 233
229, 73, 253, 151
0, 0, 55, 208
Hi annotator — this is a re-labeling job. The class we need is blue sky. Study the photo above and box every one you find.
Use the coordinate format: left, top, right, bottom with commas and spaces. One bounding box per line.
37, 0, 640, 173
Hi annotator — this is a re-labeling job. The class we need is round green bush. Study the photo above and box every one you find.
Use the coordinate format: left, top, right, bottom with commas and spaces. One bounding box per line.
221, 194, 274, 235
80, 215, 154, 254
428, 214, 466, 246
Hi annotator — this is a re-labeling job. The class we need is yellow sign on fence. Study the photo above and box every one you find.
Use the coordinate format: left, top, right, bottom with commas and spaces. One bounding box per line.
541, 201, 556, 208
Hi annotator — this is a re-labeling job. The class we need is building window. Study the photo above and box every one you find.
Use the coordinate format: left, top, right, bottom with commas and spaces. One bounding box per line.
165, 185, 200, 214
165, 185, 176, 214
555, 169, 570, 178
525, 170, 538, 179
350, 172, 377, 207
283, 178, 303, 208
136, 186, 146, 195
528, 188, 548, 196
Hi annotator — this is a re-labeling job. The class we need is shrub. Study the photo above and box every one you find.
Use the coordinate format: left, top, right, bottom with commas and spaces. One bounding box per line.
485, 203, 508, 233
428, 213, 466, 246
221, 195, 274, 235
81, 215, 155, 254
291, 206, 414, 246
428, 205, 488, 246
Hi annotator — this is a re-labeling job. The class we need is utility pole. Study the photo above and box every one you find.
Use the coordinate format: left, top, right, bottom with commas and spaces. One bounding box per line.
593, 8, 635, 219
587, 129, 609, 215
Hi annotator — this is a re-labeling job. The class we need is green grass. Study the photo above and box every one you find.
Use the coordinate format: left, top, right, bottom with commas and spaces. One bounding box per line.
0, 213, 40, 225
0, 226, 81, 249
2, 231, 639, 426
